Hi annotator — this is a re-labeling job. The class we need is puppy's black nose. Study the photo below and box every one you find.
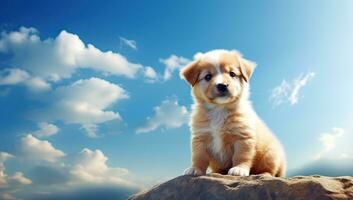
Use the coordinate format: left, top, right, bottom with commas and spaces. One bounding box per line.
216, 83, 228, 93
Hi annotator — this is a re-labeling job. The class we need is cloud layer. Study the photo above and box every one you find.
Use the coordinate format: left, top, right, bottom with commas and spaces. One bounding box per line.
30, 122, 59, 137
0, 68, 51, 92
119, 37, 137, 50
290, 126, 353, 176
35, 77, 128, 137
0, 27, 143, 82
0, 135, 139, 199
159, 55, 190, 81
20, 134, 65, 162
0, 151, 32, 200
315, 127, 345, 160
270, 72, 315, 106
70, 148, 133, 186
18, 134, 134, 187
136, 100, 189, 134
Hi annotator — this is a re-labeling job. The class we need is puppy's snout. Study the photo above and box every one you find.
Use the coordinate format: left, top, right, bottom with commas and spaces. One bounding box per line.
216, 83, 228, 94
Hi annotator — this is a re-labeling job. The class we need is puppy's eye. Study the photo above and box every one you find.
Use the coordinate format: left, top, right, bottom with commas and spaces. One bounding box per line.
229, 71, 236, 77
205, 74, 212, 81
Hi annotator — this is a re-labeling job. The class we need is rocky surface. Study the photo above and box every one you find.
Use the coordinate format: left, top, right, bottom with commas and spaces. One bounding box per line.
130, 173, 353, 200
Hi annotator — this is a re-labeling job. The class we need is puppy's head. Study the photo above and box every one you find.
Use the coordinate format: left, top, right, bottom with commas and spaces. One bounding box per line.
181, 49, 256, 105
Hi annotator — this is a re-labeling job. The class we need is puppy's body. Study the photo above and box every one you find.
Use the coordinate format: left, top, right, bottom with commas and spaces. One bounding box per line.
182, 50, 286, 177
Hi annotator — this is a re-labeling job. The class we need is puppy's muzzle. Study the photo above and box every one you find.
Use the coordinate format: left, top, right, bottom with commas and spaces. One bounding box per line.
216, 83, 228, 96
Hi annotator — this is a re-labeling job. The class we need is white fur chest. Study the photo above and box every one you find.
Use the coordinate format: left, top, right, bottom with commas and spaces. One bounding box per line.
207, 107, 228, 161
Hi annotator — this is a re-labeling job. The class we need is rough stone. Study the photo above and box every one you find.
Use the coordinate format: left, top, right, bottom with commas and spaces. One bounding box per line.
130, 173, 353, 200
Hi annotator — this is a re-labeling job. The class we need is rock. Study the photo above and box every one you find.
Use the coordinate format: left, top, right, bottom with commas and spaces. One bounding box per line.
129, 173, 353, 200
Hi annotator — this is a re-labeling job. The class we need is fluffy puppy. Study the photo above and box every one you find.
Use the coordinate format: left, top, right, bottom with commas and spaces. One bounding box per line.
181, 49, 286, 177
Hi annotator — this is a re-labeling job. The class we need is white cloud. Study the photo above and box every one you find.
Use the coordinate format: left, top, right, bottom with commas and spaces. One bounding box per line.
159, 55, 190, 81
270, 80, 290, 106
0, 27, 145, 81
143, 55, 190, 83
81, 124, 99, 138
20, 134, 65, 162
7, 172, 32, 186
24, 76, 51, 92
0, 171, 6, 187
270, 72, 315, 106
143, 66, 158, 83
17, 137, 134, 187
136, 99, 189, 134
0, 152, 13, 163
31, 122, 59, 137
0, 152, 13, 187
315, 127, 345, 160
144, 67, 157, 80
0, 193, 17, 200
35, 77, 128, 137
0, 68, 51, 92
1, 143, 138, 199
289, 72, 316, 105
0, 68, 29, 85
0, 151, 31, 200
70, 148, 133, 186
119, 36, 137, 50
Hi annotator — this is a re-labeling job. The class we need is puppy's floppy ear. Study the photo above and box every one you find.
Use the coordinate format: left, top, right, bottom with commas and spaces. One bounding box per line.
180, 60, 200, 86
239, 58, 256, 82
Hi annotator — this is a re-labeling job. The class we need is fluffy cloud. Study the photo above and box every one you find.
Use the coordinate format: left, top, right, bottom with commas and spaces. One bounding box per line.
136, 100, 189, 134
7, 172, 32, 186
0, 27, 144, 81
30, 122, 59, 137
18, 138, 134, 188
0, 151, 32, 199
0, 68, 51, 92
2, 137, 137, 199
18, 135, 134, 187
143, 66, 158, 83
0, 152, 13, 187
289, 127, 353, 176
0, 152, 13, 163
270, 72, 315, 106
70, 148, 133, 186
24, 147, 135, 189
0, 68, 29, 85
159, 55, 190, 81
140, 55, 190, 83
289, 72, 316, 104
119, 37, 137, 50
0, 193, 16, 200
269, 80, 290, 106
20, 134, 65, 162
35, 77, 128, 137
0, 171, 7, 187
315, 127, 345, 160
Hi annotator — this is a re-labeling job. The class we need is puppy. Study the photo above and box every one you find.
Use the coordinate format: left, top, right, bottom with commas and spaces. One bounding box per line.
181, 49, 286, 177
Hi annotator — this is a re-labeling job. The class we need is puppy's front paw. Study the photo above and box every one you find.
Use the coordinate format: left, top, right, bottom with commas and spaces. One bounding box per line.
184, 167, 204, 176
228, 166, 249, 176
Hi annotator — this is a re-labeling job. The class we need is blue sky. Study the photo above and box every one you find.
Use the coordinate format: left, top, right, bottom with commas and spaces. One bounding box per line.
1, 0, 353, 199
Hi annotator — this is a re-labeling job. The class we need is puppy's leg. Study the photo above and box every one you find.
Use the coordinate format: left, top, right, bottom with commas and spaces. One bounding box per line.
228, 138, 256, 176
276, 160, 286, 177
259, 172, 272, 177
184, 135, 210, 176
